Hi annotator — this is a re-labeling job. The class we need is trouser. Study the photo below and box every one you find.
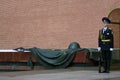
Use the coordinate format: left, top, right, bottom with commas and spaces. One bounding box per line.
101, 50, 112, 72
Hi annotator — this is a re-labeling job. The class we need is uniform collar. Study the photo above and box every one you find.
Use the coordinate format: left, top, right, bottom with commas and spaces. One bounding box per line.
103, 26, 108, 30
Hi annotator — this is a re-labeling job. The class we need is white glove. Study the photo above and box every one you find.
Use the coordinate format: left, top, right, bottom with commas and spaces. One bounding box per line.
110, 48, 113, 51
98, 47, 101, 51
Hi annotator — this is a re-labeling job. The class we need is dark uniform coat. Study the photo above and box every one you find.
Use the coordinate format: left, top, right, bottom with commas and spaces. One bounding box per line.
98, 27, 114, 50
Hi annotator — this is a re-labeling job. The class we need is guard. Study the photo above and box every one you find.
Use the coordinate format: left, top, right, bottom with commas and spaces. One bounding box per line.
98, 17, 114, 73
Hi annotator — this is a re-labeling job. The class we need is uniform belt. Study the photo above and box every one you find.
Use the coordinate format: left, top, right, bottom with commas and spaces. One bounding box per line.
101, 39, 110, 42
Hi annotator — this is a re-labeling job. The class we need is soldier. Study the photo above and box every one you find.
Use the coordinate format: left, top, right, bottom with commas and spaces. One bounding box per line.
98, 17, 114, 73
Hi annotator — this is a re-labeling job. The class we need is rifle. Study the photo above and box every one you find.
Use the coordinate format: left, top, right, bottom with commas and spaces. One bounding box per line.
98, 51, 103, 73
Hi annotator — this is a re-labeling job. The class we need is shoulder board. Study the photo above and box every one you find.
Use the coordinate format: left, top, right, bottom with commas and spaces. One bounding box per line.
108, 28, 113, 31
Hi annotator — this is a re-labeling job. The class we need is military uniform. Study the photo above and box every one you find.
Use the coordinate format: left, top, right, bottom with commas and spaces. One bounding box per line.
98, 26, 114, 73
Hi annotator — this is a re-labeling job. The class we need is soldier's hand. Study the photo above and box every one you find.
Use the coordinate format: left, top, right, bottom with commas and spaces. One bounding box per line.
110, 48, 113, 51
98, 47, 101, 51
